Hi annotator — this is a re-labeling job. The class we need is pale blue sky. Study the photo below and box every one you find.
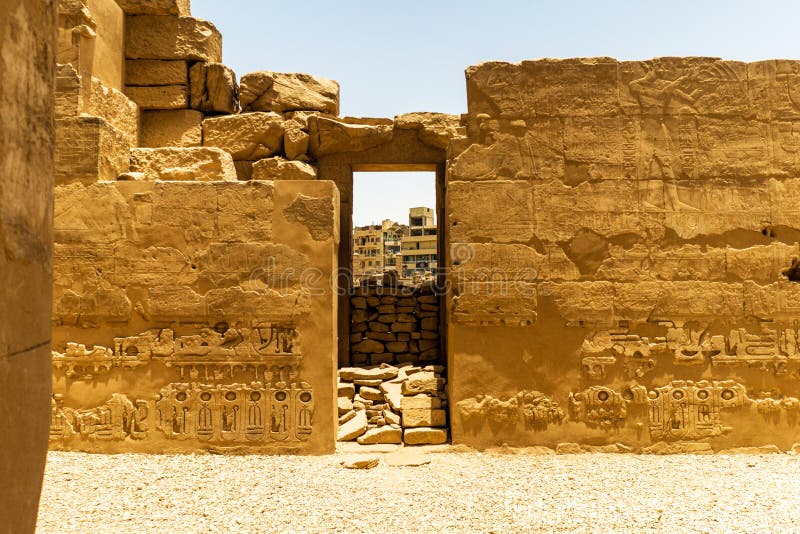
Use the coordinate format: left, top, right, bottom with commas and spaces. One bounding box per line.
191, 0, 800, 224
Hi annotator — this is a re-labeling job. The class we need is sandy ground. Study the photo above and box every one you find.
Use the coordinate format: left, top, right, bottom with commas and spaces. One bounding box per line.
36, 447, 800, 533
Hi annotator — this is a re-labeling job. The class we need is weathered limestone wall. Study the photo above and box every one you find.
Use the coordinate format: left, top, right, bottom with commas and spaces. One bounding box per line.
0, 0, 56, 530
447, 57, 800, 451
50, 0, 340, 454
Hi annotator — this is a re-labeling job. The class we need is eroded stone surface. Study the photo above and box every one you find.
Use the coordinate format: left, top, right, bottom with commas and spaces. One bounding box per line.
240, 71, 339, 114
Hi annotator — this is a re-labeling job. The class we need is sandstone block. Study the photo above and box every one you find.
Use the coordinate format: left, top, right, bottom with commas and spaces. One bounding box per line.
117, 0, 191, 15
339, 366, 399, 381
359, 386, 385, 402
240, 71, 339, 114
394, 112, 461, 149
370, 354, 394, 366
367, 332, 395, 342
402, 409, 447, 428
308, 116, 393, 157
338, 410, 356, 425
352, 379, 382, 387
384, 409, 401, 426
357, 426, 402, 445
130, 147, 236, 181
56, 117, 130, 184
126, 60, 188, 85
125, 84, 188, 110
125, 16, 222, 62
351, 297, 367, 309
284, 120, 310, 160
402, 372, 445, 395
338, 382, 355, 398
337, 410, 368, 441
380, 381, 403, 412
401, 395, 443, 410
203, 112, 284, 160
369, 321, 389, 332
404, 427, 448, 445
352, 339, 384, 354
189, 62, 239, 114
140, 109, 202, 147
338, 396, 353, 415
251, 157, 317, 181
391, 322, 414, 333
56, 66, 139, 146
386, 341, 408, 353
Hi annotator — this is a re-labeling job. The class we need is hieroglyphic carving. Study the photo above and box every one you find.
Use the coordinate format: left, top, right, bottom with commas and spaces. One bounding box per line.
647, 381, 746, 440
53, 323, 301, 381
155, 382, 313, 443
580, 321, 800, 378
49, 393, 149, 441
456, 390, 563, 433
570, 380, 750, 440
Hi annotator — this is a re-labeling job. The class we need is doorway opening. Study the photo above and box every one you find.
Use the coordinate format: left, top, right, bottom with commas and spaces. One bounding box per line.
336, 167, 448, 446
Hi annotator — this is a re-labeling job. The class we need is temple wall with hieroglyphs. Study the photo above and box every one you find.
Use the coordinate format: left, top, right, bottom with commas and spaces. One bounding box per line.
447, 58, 800, 451
50, 0, 800, 454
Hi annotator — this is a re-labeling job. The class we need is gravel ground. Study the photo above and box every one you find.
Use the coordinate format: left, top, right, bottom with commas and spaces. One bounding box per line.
37, 448, 800, 533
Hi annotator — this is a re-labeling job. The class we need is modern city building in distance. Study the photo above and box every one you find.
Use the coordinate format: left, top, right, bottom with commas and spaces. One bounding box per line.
352, 219, 406, 280
352, 207, 438, 284
401, 207, 437, 279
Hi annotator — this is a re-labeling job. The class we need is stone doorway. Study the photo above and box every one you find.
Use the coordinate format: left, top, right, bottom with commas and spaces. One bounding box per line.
336, 167, 448, 446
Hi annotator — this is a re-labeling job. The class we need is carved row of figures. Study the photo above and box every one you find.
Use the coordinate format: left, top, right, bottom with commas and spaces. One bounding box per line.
52, 324, 299, 381
581, 321, 800, 379
50, 382, 314, 444
457, 380, 800, 441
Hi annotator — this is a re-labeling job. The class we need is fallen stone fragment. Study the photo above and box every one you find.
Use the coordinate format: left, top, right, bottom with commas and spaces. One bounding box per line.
240, 71, 339, 114
404, 427, 448, 445
337, 396, 353, 415
189, 62, 239, 114
337, 410, 368, 442
339, 366, 399, 382
341, 455, 379, 469
402, 372, 446, 395
555, 442, 584, 455
338, 382, 355, 398
358, 386, 385, 402
642, 441, 713, 455
717, 445, 782, 455
251, 157, 317, 181
357, 426, 402, 445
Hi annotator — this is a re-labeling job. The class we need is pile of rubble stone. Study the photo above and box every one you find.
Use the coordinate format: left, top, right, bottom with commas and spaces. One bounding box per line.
337, 364, 447, 445
350, 284, 440, 367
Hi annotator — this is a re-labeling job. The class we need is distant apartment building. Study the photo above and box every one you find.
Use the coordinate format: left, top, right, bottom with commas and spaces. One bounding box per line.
401, 207, 437, 278
352, 219, 406, 279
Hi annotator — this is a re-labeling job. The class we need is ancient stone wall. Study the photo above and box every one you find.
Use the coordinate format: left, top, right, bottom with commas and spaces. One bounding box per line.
350, 284, 441, 367
447, 57, 800, 451
51, 0, 340, 454
0, 0, 56, 529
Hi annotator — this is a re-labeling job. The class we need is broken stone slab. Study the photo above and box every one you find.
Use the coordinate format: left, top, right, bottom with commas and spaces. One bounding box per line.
358, 386, 385, 402
126, 16, 222, 62
353, 379, 383, 387
117, 0, 190, 15
240, 71, 339, 114
356, 426, 402, 445
394, 112, 463, 149
401, 394, 443, 410
189, 62, 238, 114
338, 382, 355, 398
337, 396, 353, 415
338, 365, 399, 382
129, 147, 236, 181
203, 112, 284, 160
383, 409, 400, 426
126, 60, 188, 86
337, 409, 368, 441
140, 109, 202, 147
251, 157, 317, 181
308, 115, 393, 158
380, 381, 402, 412
404, 427, 448, 445
341, 455, 380, 469
401, 372, 446, 395
402, 408, 447, 428
284, 120, 310, 161
338, 410, 356, 425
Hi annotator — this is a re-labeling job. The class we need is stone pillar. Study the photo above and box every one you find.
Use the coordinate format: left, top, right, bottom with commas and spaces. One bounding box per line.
0, 0, 56, 532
